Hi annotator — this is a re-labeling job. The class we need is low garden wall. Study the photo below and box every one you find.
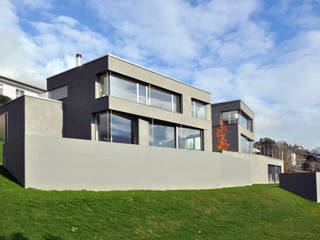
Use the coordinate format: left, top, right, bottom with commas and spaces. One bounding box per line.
279, 172, 320, 202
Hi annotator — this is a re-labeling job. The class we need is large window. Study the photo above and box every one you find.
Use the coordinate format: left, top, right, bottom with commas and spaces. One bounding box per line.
149, 121, 203, 150
150, 86, 180, 112
240, 135, 253, 153
178, 126, 202, 150
192, 100, 206, 120
110, 74, 137, 102
239, 112, 252, 132
96, 72, 181, 113
149, 121, 176, 148
221, 110, 252, 132
95, 111, 135, 144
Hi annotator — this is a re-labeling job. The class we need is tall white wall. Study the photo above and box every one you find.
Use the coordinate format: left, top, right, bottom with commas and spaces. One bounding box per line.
23, 135, 281, 191
24, 136, 252, 190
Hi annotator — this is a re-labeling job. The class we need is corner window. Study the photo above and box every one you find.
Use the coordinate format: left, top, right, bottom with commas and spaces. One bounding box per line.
16, 89, 24, 98
95, 111, 136, 144
240, 135, 253, 153
96, 73, 108, 98
192, 100, 206, 120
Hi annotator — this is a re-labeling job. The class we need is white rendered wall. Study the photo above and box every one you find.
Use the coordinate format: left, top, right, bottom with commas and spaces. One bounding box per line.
1, 82, 40, 99
24, 135, 253, 191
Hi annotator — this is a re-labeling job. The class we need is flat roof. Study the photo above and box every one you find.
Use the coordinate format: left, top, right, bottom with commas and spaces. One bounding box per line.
47, 53, 211, 94
211, 99, 254, 114
0, 75, 46, 92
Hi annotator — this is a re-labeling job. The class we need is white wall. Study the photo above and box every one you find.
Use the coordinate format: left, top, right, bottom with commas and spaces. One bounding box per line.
1, 82, 40, 99
24, 135, 253, 190
23, 135, 280, 191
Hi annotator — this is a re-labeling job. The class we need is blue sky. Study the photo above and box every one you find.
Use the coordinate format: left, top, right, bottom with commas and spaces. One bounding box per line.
1, 0, 320, 150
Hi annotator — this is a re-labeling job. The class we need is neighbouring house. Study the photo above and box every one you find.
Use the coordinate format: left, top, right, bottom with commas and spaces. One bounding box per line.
211, 100, 255, 153
0, 54, 283, 190
0, 75, 46, 99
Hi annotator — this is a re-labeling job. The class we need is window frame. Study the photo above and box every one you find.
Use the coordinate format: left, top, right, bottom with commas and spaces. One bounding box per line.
95, 110, 136, 144
192, 99, 207, 120
96, 71, 182, 113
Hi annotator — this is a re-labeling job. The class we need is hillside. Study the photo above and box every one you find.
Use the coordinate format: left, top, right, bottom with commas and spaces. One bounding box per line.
0, 165, 320, 240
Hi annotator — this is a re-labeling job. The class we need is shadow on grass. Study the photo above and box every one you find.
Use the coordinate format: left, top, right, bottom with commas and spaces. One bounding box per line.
0, 233, 64, 240
0, 165, 20, 186
0, 233, 29, 240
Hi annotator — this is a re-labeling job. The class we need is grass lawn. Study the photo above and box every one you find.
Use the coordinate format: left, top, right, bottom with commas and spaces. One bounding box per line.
0, 166, 319, 240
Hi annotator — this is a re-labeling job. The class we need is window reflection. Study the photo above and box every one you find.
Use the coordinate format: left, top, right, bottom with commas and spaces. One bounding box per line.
192, 100, 206, 120
178, 127, 202, 150
149, 122, 175, 148
111, 113, 133, 144
240, 135, 253, 153
110, 74, 137, 102
150, 87, 172, 111
96, 111, 134, 144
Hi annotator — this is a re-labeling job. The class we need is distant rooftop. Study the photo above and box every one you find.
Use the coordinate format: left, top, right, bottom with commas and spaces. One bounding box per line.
0, 75, 46, 92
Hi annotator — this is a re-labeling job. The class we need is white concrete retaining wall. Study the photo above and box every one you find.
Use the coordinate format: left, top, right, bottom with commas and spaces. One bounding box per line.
24, 135, 253, 191
222, 151, 284, 184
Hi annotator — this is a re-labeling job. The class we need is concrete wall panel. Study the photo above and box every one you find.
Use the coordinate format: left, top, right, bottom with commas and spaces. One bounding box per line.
24, 135, 254, 191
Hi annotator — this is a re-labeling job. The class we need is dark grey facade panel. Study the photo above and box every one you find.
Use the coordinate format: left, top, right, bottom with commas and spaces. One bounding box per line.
212, 124, 239, 152
211, 101, 241, 127
0, 97, 25, 186
47, 56, 108, 140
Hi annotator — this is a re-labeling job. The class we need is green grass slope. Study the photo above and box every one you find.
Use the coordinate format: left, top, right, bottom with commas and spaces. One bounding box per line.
0, 165, 319, 240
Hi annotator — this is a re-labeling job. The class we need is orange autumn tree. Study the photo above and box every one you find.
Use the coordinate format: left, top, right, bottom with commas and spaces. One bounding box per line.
216, 120, 230, 151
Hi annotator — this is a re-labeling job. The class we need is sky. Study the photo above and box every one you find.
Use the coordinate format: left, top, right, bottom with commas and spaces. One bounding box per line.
1, 0, 320, 150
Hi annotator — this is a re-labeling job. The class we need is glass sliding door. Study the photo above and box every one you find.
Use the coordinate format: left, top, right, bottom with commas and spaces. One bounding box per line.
178, 126, 203, 150
95, 111, 135, 144
110, 112, 134, 144
149, 121, 176, 148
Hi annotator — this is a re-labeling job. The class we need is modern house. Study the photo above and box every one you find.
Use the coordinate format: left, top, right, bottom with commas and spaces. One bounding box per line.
0, 54, 283, 190
47, 54, 212, 151
212, 100, 255, 153
0, 75, 46, 99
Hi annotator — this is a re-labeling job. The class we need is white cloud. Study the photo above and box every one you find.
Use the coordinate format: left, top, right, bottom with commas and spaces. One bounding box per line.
0, 0, 111, 88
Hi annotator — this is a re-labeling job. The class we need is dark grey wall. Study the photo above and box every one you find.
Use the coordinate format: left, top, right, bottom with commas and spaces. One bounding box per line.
47, 56, 109, 140
211, 101, 241, 126
279, 173, 318, 202
211, 101, 241, 152
212, 124, 239, 152
0, 97, 25, 186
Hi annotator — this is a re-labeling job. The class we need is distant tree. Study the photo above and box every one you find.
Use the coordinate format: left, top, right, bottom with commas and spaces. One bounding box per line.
216, 120, 229, 151
0, 95, 12, 106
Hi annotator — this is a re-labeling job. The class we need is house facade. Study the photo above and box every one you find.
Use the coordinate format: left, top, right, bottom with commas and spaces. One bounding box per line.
0, 54, 283, 190
212, 100, 255, 153
0, 75, 45, 99
47, 54, 212, 152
